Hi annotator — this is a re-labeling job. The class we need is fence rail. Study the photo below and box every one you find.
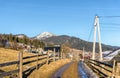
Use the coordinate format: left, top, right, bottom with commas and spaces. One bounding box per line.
85, 59, 120, 78
0, 69, 19, 77
0, 61, 18, 67
23, 54, 47, 59
89, 59, 113, 67
0, 50, 60, 78
88, 60, 112, 73
23, 57, 47, 65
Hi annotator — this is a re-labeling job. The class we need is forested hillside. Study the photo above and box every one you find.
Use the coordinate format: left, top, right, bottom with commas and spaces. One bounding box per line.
43, 35, 116, 52
0, 34, 45, 50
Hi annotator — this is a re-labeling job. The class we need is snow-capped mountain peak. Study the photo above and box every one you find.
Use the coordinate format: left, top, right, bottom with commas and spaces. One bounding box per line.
36, 32, 56, 40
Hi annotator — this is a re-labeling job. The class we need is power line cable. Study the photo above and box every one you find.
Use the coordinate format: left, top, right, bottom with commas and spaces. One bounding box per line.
101, 29, 120, 31
100, 23, 120, 26
99, 16, 120, 18
88, 25, 94, 41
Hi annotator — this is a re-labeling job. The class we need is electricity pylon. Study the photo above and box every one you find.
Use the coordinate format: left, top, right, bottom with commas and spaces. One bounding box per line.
92, 16, 103, 61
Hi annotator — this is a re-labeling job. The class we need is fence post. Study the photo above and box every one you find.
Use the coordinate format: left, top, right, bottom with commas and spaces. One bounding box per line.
19, 51, 23, 78
46, 51, 49, 64
77, 51, 79, 61
61, 49, 63, 59
115, 63, 120, 78
54, 48, 56, 62
112, 60, 116, 78
58, 50, 60, 60
36, 50, 39, 70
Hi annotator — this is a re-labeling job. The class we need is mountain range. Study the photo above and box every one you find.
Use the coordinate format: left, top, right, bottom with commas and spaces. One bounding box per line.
33, 32, 117, 52
2, 32, 119, 61
34, 32, 120, 60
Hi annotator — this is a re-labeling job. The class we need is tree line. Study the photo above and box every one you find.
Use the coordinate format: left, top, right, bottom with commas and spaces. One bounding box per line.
0, 34, 45, 50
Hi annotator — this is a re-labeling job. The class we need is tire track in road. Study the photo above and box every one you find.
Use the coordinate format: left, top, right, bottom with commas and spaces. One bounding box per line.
51, 62, 73, 78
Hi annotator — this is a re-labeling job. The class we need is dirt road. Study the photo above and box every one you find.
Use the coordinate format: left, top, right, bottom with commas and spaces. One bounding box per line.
51, 62, 73, 78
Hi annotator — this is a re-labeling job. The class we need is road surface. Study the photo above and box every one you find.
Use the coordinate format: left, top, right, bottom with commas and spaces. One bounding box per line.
51, 62, 73, 78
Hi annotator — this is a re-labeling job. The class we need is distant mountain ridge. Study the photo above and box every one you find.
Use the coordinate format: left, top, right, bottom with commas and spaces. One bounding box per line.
42, 35, 116, 52
2, 32, 118, 52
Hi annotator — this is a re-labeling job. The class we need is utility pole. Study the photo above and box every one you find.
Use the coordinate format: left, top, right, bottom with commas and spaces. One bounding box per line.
92, 16, 103, 61
92, 16, 97, 60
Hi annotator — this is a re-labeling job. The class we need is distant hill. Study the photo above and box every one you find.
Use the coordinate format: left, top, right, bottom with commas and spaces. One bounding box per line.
0, 34, 45, 49
0, 32, 118, 52
42, 35, 116, 52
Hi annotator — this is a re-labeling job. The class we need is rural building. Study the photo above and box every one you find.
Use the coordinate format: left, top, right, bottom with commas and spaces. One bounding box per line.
44, 46, 61, 52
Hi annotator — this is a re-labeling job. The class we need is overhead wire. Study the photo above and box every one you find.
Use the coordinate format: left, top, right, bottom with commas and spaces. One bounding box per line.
99, 16, 120, 31
88, 25, 94, 41
99, 16, 120, 18
87, 15, 120, 42
100, 23, 120, 31
100, 23, 120, 26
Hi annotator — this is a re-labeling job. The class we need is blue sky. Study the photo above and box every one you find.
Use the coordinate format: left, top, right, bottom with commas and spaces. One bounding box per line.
0, 0, 120, 46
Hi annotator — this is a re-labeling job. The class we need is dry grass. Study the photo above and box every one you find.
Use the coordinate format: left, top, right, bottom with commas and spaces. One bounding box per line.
0, 48, 19, 63
0, 48, 34, 63
0, 48, 36, 71
0, 48, 71, 78
62, 61, 79, 78
0, 48, 48, 78
28, 59, 71, 78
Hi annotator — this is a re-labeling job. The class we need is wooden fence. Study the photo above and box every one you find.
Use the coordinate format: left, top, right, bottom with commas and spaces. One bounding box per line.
85, 59, 120, 78
0, 50, 60, 78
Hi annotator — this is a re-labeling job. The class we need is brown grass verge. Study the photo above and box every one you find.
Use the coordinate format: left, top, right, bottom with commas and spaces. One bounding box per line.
0, 48, 34, 63
0, 48, 47, 78
28, 59, 71, 78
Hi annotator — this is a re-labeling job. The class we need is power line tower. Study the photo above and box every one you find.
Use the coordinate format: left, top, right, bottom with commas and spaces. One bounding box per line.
92, 16, 103, 61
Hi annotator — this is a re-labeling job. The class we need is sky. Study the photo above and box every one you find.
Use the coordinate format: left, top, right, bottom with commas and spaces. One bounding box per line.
0, 0, 120, 46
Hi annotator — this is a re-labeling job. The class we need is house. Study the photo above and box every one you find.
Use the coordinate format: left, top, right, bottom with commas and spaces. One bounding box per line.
44, 46, 61, 57
44, 46, 61, 52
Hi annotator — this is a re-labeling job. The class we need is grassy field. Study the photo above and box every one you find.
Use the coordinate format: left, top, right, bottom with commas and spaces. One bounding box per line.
0, 48, 47, 78
0, 48, 34, 63
0, 48, 32, 71
28, 59, 71, 78
62, 61, 79, 78
0, 48, 71, 78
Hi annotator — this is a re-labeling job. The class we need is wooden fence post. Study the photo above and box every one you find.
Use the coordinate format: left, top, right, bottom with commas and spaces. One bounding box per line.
36, 50, 39, 70
46, 51, 49, 64
19, 51, 23, 78
112, 60, 116, 78
115, 63, 120, 78
58, 50, 60, 60
61, 49, 63, 59
77, 51, 79, 61
54, 48, 56, 62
